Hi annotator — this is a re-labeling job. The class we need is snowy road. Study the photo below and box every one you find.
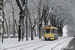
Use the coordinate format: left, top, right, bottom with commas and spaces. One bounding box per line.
2, 36, 73, 50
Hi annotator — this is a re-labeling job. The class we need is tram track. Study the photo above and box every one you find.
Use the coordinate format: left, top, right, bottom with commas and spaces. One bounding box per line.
3, 37, 69, 50
51, 38, 70, 50
3, 40, 43, 50
61, 38, 73, 50
4, 38, 54, 50
20, 37, 68, 50
33, 37, 70, 50
20, 40, 54, 50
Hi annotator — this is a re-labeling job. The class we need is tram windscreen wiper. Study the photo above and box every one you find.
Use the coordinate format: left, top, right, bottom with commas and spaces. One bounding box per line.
46, 29, 50, 33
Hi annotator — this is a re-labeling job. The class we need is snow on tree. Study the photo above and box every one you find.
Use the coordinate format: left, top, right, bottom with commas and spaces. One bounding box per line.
1, 0, 75, 42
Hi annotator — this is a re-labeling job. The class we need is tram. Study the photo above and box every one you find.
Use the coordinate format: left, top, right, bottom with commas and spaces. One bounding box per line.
44, 26, 58, 40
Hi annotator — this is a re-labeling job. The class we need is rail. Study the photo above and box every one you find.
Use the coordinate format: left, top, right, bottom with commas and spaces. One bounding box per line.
51, 38, 70, 50
3, 40, 42, 50
34, 37, 70, 50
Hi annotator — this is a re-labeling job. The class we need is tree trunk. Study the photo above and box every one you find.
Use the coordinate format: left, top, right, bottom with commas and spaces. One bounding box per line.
16, 0, 25, 41
5, 18, 8, 37
8, 16, 10, 38
29, 22, 31, 37
0, 0, 4, 43
2, 10, 4, 43
34, 28, 36, 37
11, 0, 16, 37
26, 16, 28, 41
39, 24, 42, 39
20, 13, 24, 40
12, 17, 15, 37
58, 26, 63, 36
18, 23, 21, 41
31, 26, 33, 40
18, 11, 24, 41
24, 0, 29, 41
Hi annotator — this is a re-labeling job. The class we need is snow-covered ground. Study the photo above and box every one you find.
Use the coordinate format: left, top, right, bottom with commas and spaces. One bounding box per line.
0, 36, 73, 50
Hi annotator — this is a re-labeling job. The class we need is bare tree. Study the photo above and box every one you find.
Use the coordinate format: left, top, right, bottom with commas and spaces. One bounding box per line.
3, 0, 19, 38
16, 0, 25, 41
0, 0, 4, 43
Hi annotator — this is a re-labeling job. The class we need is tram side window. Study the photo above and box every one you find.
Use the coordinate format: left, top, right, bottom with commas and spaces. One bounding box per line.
54, 29, 56, 33
53, 29, 55, 33
51, 29, 53, 33
56, 30, 58, 34
51, 29, 58, 33
51, 29, 55, 33
55, 30, 57, 34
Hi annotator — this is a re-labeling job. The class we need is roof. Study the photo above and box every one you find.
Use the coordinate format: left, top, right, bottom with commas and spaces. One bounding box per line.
44, 26, 58, 30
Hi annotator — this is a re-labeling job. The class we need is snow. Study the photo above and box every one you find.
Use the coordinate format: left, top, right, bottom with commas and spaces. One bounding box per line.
0, 43, 3, 50
35, 37, 73, 50
3, 34, 18, 37
0, 36, 73, 50
0, 0, 75, 50
53, 37, 73, 50
63, 25, 68, 36
0, 16, 2, 19
0, 38, 4, 50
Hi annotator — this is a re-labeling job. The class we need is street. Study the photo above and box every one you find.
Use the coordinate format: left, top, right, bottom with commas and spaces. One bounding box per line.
1, 36, 73, 50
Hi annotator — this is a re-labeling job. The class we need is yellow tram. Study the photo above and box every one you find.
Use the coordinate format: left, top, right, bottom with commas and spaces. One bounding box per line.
44, 26, 58, 40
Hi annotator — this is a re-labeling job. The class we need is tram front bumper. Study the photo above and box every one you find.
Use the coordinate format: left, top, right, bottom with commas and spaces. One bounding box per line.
44, 37, 54, 40
45, 37, 50, 40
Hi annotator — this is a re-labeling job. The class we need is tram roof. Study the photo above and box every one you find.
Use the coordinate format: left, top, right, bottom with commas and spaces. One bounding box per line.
44, 26, 58, 30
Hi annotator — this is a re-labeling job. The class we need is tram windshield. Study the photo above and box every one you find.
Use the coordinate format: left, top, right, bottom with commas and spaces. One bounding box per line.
46, 29, 50, 33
